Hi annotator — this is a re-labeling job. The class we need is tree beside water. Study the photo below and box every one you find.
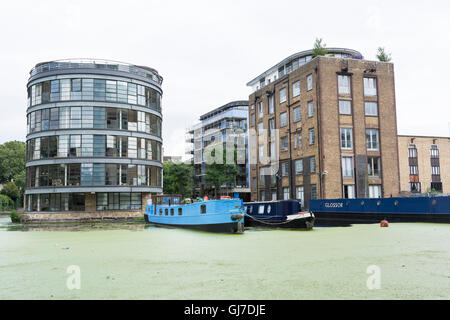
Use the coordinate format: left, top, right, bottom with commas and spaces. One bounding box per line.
0, 140, 26, 211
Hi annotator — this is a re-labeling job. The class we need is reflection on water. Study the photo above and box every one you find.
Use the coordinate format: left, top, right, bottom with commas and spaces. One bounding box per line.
0, 216, 146, 232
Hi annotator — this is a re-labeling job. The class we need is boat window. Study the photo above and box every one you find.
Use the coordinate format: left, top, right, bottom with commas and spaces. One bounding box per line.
267, 205, 271, 213
258, 205, 265, 214
178, 208, 182, 215
170, 208, 174, 216
159, 209, 162, 215
201, 204, 206, 214
165, 208, 168, 215
249, 206, 253, 214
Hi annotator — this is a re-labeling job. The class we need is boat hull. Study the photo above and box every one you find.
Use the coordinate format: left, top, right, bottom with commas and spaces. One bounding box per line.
313, 212, 450, 226
244, 214, 315, 230
145, 215, 243, 233
310, 197, 450, 226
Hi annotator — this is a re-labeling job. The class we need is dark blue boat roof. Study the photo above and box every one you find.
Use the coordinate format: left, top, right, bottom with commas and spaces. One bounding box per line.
309, 196, 450, 215
244, 200, 302, 216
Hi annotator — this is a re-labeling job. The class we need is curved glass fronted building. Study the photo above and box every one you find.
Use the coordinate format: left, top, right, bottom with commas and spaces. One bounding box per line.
24, 59, 163, 217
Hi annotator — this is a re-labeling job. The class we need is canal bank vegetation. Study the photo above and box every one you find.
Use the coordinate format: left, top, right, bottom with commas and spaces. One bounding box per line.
0, 141, 26, 212
10, 209, 22, 223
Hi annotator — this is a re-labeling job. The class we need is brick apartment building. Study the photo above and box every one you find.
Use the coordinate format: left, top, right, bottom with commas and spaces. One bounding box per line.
247, 48, 400, 208
398, 135, 449, 194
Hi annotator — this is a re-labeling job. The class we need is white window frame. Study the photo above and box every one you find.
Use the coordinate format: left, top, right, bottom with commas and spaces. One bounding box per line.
307, 74, 313, 91
296, 186, 304, 207
341, 156, 354, 178
293, 106, 301, 122
339, 100, 351, 115
340, 127, 353, 150
338, 75, 351, 94
369, 185, 382, 198
293, 81, 300, 97
258, 101, 264, 118
268, 95, 274, 114
283, 187, 290, 200
280, 112, 287, 127
308, 101, 314, 117
280, 88, 287, 103
295, 159, 303, 174
343, 184, 355, 199
364, 102, 378, 116
366, 129, 379, 150
364, 78, 377, 96
309, 128, 315, 145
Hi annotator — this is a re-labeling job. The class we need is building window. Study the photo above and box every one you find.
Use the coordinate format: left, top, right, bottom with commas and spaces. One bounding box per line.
257, 122, 264, 135
293, 107, 301, 122
341, 156, 354, 178
431, 166, 440, 175
271, 190, 277, 201
340, 128, 353, 150
259, 144, 264, 161
339, 100, 351, 115
96, 192, 141, 210
283, 187, 290, 200
366, 129, 379, 150
259, 190, 266, 201
281, 162, 289, 176
409, 182, 421, 193
268, 95, 274, 114
295, 159, 303, 174
307, 74, 313, 91
409, 165, 418, 175
307, 101, 314, 117
365, 102, 378, 116
364, 78, 377, 96
297, 132, 302, 149
281, 136, 288, 152
431, 182, 443, 193
268, 118, 275, 137
369, 185, 382, 198
408, 145, 417, 158
296, 186, 304, 207
250, 113, 255, 127
310, 157, 316, 173
430, 145, 439, 158
343, 185, 355, 199
311, 185, 317, 200
280, 112, 287, 127
258, 101, 264, 118
338, 75, 350, 94
71, 79, 82, 92
368, 157, 381, 177
293, 81, 300, 97
280, 88, 287, 103
308, 128, 315, 145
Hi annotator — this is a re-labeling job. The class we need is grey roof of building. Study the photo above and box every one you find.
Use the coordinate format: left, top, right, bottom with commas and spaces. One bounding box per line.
199, 100, 249, 121
246, 48, 363, 86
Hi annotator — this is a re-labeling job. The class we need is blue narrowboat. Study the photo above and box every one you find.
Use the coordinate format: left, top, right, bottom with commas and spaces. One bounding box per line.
310, 196, 450, 226
144, 195, 245, 233
244, 200, 315, 230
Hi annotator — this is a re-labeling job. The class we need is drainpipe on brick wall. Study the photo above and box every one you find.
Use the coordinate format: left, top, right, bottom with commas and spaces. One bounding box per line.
315, 65, 324, 199
286, 78, 295, 200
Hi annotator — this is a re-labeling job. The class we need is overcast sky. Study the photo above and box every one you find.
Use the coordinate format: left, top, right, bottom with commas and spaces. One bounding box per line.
0, 0, 449, 158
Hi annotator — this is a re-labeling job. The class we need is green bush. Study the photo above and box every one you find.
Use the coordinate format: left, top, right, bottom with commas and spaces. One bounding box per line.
10, 209, 21, 223
0, 194, 14, 211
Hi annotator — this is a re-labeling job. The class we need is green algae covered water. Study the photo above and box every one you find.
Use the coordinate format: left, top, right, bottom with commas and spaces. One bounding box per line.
0, 216, 449, 300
